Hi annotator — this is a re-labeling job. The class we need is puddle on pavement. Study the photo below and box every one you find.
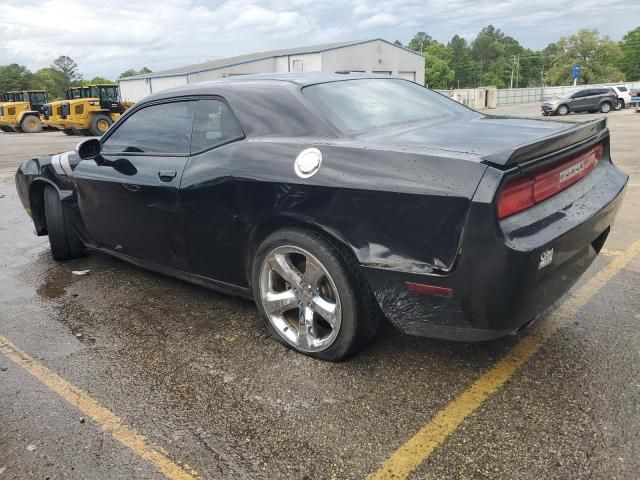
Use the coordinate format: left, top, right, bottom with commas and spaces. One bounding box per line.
36, 267, 79, 299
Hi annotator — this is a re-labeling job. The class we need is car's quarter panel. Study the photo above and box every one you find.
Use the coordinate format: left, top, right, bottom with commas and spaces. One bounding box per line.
73, 155, 191, 270
180, 139, 488, 287
362, 137, 627, 339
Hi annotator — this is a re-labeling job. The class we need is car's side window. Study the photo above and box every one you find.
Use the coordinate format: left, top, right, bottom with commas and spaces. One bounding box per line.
572, 91, 585, 99
190, 99, 244, 154
102, 101, 196, 155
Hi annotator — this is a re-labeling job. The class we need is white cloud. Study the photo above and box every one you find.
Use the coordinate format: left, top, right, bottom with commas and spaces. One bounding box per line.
0, 0, 637, 79
357, 13, 402, 29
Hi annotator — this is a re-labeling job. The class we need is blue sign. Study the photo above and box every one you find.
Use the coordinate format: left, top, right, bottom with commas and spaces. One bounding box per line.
572, 64, 581, 79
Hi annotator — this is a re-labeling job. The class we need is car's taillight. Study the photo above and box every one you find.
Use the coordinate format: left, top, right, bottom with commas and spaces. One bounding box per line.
497, 142, 604, 219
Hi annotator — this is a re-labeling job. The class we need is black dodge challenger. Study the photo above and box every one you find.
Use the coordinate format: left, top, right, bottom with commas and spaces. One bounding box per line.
15, 73, 627, 360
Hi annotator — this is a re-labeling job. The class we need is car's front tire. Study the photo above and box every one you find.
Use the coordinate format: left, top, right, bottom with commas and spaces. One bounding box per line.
556, 104, 569, 116
252, 228, 379, 361
600, 102, 612, 113
44, 186, 86, 261
615, 99, 624, 110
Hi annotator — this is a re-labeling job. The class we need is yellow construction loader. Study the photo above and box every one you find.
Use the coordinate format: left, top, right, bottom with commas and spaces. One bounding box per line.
0, 90, 48, 133
42, 84, 130, 136
41, 86, 93, 135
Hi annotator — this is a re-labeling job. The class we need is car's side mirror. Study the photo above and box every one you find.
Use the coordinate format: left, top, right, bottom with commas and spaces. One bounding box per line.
75, 138, 103, 163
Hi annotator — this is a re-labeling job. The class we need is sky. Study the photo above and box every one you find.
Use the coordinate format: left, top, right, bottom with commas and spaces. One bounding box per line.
0, 0, 637, 79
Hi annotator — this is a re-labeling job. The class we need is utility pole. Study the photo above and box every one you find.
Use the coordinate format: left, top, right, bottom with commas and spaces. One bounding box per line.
515, 55, 520, 88
510, 55, 516, 89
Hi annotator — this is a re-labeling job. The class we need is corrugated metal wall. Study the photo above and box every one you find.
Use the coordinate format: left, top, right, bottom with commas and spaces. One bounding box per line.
275, 56, 288, 72
190, 58, 277, 82
321, 40, 425, 84
150, 75, 189, 92
119, 79, 151, 102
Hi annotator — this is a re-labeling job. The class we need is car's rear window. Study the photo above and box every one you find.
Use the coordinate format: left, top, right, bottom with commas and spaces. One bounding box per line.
617, 86, 628, 92
302, 78, 475, 134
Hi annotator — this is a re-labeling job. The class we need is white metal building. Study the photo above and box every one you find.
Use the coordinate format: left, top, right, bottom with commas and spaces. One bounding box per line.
118, 39, 425, 102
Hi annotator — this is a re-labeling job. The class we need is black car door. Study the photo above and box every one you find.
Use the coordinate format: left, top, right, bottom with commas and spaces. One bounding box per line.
73, 99, 197, 270
179, 98, 247, 285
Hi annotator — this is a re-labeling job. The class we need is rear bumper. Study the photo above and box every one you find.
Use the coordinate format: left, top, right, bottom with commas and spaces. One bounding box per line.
362, 161, 628, 341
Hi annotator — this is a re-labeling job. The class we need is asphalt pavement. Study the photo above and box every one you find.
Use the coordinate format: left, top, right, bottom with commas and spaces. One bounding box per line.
0, 105, 639, 479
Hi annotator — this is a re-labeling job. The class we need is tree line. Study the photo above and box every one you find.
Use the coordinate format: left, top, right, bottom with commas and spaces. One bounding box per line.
396, 25, 640, 89
0, 56, 152, 99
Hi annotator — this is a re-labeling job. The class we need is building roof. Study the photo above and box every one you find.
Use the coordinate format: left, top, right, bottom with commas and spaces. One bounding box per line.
119, 39, 422, 81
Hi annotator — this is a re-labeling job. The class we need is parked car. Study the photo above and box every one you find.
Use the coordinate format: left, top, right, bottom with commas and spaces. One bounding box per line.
542, 87, 618, 116
606, 85, 632, 110
15, 73, 627, 360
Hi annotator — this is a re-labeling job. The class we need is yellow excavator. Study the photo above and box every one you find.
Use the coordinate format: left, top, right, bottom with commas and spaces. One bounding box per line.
0, 90, 48, 133
42, 84, 131, 136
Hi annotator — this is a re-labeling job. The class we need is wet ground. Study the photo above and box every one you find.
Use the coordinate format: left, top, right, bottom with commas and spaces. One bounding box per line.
1, 105, 639, 479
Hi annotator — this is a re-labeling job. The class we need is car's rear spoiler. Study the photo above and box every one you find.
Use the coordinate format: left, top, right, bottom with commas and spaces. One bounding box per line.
481, 118, 608, 168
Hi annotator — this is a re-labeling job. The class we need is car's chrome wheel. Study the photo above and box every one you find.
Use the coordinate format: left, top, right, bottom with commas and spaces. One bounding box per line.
259, 245, 342, 352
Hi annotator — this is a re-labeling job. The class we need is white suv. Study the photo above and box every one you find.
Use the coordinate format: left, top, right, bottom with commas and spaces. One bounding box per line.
606, 85, 632, 109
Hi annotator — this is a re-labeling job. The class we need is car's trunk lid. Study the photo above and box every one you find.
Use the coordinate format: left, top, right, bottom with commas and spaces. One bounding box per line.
358, 115, 607, 168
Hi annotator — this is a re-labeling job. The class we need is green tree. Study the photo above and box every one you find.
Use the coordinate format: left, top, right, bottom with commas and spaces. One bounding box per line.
481, 71, 505, 88
407, 32, 434, 53
85, 76, 114, 84
51, 56, 82, 88
471, 25, 527, 87
447, 35, 473, 87
119, 67, 152, 78
0, 64, 33, 92
423, 43, 455, 88
30, 68, 67, 98
545, 29, 624, 85
620, 26, 640, 80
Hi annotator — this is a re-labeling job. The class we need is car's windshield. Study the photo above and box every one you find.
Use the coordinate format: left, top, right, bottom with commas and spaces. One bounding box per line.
303, 78, 475, 134
617, 86, 628, 92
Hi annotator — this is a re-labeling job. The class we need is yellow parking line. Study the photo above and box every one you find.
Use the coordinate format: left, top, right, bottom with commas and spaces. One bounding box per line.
367, 238, 640, 480
0, 336, 198, 480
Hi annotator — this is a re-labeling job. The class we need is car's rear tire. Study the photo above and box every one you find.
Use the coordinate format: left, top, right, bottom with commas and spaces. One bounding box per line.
600, 102, 612, 113
21, 115, 42, 133
615, 99, 624, 110
89, 114, 112, 136
44, 185, 86, 261
252, 228, 379, 361
556, 104, 569, 116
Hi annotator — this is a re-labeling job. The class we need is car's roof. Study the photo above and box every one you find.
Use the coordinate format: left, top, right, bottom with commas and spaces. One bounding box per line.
144, 72, 404, 100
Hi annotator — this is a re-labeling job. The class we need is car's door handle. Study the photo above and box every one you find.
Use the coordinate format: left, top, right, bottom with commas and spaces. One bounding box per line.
158, 169, 177, 182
